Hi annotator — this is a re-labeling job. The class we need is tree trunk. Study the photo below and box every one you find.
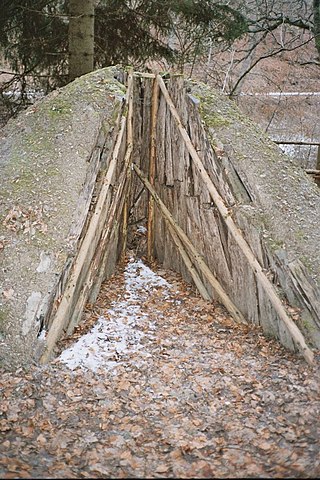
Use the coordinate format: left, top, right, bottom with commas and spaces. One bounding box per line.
68, 0, 95, 82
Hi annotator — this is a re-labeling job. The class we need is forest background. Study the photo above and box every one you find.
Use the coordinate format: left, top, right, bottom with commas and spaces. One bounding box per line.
0, 0, 319, 169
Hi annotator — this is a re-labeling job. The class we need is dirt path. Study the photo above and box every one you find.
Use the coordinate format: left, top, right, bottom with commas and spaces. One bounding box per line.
1, 255, 320, 479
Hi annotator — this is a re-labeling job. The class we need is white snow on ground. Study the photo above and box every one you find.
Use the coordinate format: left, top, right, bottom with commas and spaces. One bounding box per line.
240, 91, 320, 97
58, 258, 171, 373
278, 144, 297, 157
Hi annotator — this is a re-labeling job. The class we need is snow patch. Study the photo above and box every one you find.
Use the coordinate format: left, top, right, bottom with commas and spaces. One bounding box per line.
136, 225, 147, 234
58, 259, 171, 372
278, 144, 296, 157
240, 91, 320, 97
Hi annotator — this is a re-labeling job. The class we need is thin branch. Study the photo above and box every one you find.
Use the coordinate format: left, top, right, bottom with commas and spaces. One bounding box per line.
229, 35, 315, 96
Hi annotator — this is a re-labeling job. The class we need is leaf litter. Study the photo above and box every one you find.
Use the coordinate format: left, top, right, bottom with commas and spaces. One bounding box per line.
1, 253, 320, 479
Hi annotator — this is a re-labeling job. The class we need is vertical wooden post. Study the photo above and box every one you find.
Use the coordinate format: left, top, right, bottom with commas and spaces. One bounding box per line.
147, 77, 160, 262
121, 69, 134, 262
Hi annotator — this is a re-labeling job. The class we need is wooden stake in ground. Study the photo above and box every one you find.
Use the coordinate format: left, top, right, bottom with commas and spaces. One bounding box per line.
121, 69, 134, 261
133, 163, 246, 324
147, 77, 160, 262
156, 74, 314, 365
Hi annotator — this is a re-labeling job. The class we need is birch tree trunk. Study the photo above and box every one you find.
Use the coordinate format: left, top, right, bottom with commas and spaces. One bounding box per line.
68, 0, 95, 82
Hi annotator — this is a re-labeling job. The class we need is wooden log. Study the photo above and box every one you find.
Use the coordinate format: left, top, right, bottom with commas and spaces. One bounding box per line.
305, 169, 320, 176
273, 141, 320, 146
165, 114, 174, 187
156, 93, 167, 186
133, 163, 247, 324
132, 77, 153, 224
147, 77, 160, 262
129, 76, 144, 227
156, 74, 314, 365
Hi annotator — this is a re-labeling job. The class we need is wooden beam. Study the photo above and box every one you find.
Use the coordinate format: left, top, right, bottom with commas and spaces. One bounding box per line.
306, 169, 320, 175
133, 71, 156, 78
156, 74, 314, 364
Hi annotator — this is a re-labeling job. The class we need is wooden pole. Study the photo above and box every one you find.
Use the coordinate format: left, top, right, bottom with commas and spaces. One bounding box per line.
305, 169, 320, 175
147, 77, 160, 262
133, 163, 247, 324
156, 74, 314, 364
121, 69, 134, 262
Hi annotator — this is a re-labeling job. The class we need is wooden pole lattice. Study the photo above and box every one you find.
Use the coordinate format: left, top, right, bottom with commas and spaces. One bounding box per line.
156, 74, 314, 365
40, 75, 134, 364
133, 163, 246, 324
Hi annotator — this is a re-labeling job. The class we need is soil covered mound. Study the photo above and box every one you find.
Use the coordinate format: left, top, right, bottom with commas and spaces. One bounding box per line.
0, 67, 125, 371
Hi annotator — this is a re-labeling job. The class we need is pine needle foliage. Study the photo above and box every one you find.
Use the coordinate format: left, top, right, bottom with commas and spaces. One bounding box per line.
0, 1, 247, 92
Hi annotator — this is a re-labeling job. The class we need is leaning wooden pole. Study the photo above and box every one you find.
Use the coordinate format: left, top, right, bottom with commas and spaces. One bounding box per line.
156, 74, 314, 364
40, 79, 133, 364
133, 163, 246, 324
166, 223, 211, 301
40, 122, 127, 363
147, 77, 160, 262
67, 153, 133, 336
